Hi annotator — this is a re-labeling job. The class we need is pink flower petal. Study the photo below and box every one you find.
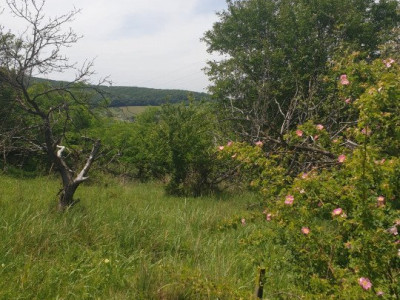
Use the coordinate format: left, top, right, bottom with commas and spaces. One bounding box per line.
332, 208, 343, 216
338, 154, 346, 163
285, 194, 294, 205
358, 277, 372, 290
345, 98, 351, 104
218, 146, 224, 151
255, 141, 263, 147
340, 74, 350, 85
301, 227, 310, 235
316, 124, 324, 131
296, 130, 303, 137
227, 141, 233, 147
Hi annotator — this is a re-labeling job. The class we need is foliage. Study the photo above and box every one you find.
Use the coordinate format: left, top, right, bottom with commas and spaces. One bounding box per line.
92, 101, 221, 196
160, 101, 218, 196
203, 0, 400, 168
222, 55, 400, 298
104, 85, 209, 107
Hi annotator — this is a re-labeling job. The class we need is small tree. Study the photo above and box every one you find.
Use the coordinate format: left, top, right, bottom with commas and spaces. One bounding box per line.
0, 0, 105, 210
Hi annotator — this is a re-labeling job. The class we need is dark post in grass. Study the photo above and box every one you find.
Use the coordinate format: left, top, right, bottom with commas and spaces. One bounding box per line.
255, 267, 266, 299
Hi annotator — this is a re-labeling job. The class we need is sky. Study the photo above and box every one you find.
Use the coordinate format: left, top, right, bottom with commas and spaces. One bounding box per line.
0, 0, 227, 92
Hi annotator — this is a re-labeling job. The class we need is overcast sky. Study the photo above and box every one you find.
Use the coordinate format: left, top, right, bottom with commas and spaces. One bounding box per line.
0, 0, 227, 92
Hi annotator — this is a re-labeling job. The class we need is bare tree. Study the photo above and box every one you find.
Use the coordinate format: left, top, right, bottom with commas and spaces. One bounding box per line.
0, 0, 106, 210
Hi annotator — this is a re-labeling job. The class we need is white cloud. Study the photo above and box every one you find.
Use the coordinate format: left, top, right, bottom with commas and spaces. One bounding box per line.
0, 0, 226, 92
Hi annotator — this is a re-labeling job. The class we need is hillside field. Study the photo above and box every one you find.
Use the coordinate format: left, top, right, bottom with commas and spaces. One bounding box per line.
0, 176, 297, 299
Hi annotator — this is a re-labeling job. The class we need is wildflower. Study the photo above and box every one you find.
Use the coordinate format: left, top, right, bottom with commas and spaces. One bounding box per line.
361, 128, 371, 136
332, 208, 343, 217
227, 141, 233, 147
358, 277, 372, 290
255, 141, 263, 147
301, 173, 308, 179
299, 189, 305, 194
388, 226, 398, 236
285, 194, 294, 205
383, 58, 395, 68
316, 124, 324, 131
301, 227, 310, 235
296, 129, 303, 137
345, 98, 351, 104
340, 74, 350, 85
266, 213, 272, 221
376, 291, 384, 297
377, 196, 385, 207
338, 154, 346, 163
241, 218, 246, 226
218, 146, 224, 151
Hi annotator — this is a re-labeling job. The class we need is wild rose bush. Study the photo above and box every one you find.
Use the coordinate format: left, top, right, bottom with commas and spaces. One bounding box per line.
217, 55, 400, 298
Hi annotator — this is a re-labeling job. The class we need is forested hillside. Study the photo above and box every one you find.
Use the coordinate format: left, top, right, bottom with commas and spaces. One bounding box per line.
33, 78, 209, 106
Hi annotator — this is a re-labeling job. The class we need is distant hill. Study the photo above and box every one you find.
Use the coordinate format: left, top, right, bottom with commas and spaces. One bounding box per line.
32, 78, 209, 107
103, 85, 209, 107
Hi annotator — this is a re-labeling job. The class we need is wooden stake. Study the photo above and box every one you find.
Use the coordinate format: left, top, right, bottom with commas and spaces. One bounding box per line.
255, 267, 266, 299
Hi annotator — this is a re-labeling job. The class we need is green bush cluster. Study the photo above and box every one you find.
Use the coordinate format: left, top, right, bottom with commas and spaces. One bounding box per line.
216, 55, 400, 298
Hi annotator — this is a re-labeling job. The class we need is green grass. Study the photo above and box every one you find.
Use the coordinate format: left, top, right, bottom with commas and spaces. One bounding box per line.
0, 176, 295, 299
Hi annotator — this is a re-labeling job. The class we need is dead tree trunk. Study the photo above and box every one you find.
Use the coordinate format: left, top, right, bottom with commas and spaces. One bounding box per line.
54, 140, 101, 210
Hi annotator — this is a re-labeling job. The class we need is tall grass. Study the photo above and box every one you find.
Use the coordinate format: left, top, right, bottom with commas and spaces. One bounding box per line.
0, 176, 294, 299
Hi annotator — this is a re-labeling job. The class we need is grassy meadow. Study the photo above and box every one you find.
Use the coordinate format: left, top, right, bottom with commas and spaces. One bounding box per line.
0, 176, 297, 299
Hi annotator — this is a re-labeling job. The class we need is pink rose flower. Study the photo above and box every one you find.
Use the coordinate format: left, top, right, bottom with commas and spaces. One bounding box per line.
376, 291, 384, 297
377, 196, 385, 207
383, 58, 395, 68
285, 194, 294, 205
388, 226, 398, 236
301, 227, 310, 235
358, 277, 372, 290
332, 208, 343, 217
340, 74, 350, 85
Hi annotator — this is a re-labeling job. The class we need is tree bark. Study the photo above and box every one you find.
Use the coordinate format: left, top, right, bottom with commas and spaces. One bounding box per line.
55, 139, 101, 211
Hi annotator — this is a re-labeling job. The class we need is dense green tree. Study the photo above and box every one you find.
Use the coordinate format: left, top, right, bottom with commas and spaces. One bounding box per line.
203, 0, 399, 161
